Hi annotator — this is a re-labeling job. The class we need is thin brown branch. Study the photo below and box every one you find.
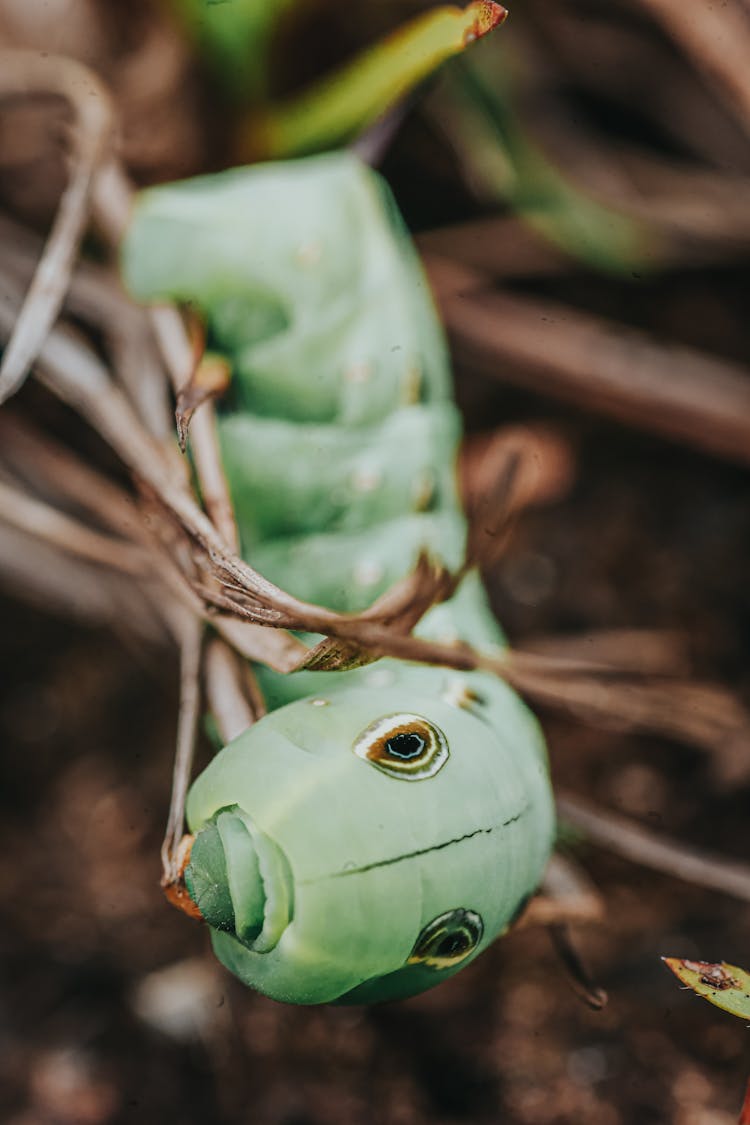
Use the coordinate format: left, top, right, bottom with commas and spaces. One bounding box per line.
0, 281, 187, 494
417, 218, 572, 279
3, 137, 235, 542
212, 617, 308, 672
634, 0, 750, 142
482, 32, 750, 252
539, 5, 750, 173
519, 629, 692, 679
8, 378, 716, 745
204, 638, 263, 744
199, 583, 620, 679
0, 50, 114, 401
172, 318, 230, 452
548, 923, 608, 1010
0, 411, 209, 646
524, 94, 750, 248
507, 664, 750, 761
558, 792, 750, 903
427, 256, 750, 467
298, 553, 460, 672
188, 404, 240, 550
0, 522, 166, 641
459, 424, 576, 567
514, 853, 605, 931
418, 201, 750, 279
585, 148, 750, 247
162, 615, 204, 883
90, 156, 135, 244
512, 848, 608, 1011
0, 411, 148, 545
175, 353, 231, 452
148, 304, 240, 551
64, 267, 173, 442
0, 217, 173, 439
0, 478, 148, 575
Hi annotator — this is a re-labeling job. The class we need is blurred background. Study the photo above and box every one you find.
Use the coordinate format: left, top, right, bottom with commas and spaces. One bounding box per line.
1, 1, 750, 1121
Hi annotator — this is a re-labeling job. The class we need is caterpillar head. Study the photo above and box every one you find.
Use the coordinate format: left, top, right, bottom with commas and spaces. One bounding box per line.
182, 683, 554, 1004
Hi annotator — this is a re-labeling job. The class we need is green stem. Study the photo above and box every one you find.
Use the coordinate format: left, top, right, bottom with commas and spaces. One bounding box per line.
242, 2, 507, 157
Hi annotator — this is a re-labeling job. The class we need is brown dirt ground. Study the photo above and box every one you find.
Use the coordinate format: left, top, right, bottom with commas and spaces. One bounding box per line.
1, 2, 750, 1122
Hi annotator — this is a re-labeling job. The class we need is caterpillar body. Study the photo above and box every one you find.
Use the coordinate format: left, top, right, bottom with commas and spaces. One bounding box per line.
121, 153, 555, 1005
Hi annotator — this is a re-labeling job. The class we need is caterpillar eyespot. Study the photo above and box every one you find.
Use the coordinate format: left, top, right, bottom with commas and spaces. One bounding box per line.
352, 713, 449, 780
409, 908, 485, 969
121, 152, 556, 1005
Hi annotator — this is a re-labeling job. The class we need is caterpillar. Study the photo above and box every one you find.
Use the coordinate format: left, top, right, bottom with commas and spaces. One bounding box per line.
121, 152, 555, 1005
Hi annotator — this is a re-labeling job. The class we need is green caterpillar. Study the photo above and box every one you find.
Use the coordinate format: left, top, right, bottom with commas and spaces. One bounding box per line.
121, 152, 555, 1005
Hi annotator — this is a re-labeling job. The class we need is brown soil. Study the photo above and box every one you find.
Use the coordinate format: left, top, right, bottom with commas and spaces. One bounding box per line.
1, 2, 749, 1122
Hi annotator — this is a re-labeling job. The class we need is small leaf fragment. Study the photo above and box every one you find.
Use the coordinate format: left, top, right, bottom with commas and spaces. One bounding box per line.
175, 352, 232, 452
663, 957, 750, 1021
241, 2, 508, 158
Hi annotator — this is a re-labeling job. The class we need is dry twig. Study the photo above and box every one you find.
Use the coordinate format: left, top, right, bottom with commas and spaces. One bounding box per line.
558, 792, 750, 903
204, 638, 265, 744
515, 853, 605, 931
519, 629, 692, 679
507, 665, 750, 764
148, 304, 240, 552
544, 7, 750, 173
515, 857, 608, 1010
0, 214, 173, 438
0, 49, 114, 401
548, 923, 608, 1011
634, 0, 750, 141
0, 522, 165, 641
161, 614, 204, 883
0, 412, 148, 544
459, 424, 575, 566
427, 256, 750, 466
0, 479, 148, 575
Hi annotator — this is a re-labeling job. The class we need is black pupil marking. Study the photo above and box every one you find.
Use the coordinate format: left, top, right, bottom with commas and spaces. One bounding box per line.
385, 731, 426, 760
409, 908, 484, 969
353, 714, 448, 781
435, 932, 471, 957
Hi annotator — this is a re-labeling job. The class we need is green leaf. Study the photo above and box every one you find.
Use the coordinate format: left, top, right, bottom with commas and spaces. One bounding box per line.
165, 0, 294, 99
436, 45, 656, 275
241, 2, 508, 158
663, 957, 750, 1021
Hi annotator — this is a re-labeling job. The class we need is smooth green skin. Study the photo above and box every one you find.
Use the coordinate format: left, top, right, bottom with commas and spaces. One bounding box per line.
217, 402, 462, 544
186, 681, 554, 1005
121, 152, 556, 1003
121, 154, 451, 427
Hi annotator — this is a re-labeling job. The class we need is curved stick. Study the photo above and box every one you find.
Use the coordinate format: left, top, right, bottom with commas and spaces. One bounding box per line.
0, 50, 114, 402
558, 792, 750, 903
